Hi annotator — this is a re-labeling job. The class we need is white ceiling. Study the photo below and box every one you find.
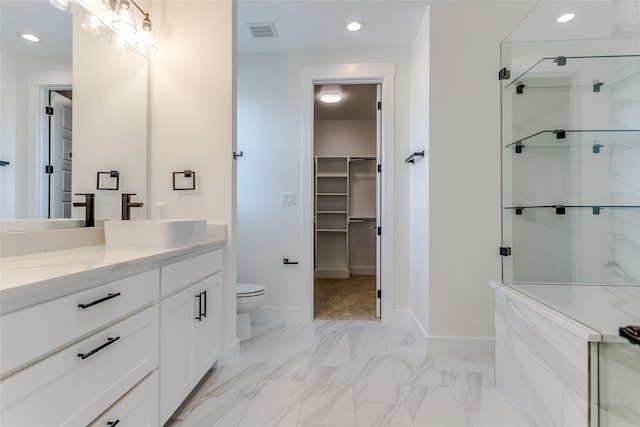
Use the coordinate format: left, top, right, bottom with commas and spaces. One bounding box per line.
0, 0, 72, 58
2, 1, 428, 57
236, 0, 429, 54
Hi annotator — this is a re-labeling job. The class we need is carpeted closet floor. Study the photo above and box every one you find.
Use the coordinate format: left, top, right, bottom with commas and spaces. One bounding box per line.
313, 275, 378, 320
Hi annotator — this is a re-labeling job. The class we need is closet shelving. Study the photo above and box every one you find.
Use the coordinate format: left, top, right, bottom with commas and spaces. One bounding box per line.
315, 156, 376, 278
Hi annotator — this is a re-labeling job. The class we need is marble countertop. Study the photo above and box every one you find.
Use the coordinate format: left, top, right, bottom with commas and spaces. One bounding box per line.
0, 237, 225, 315
494, 282, 640, 343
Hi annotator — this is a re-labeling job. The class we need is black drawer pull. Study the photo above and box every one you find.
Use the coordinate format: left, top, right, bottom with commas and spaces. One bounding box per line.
195, 293, 203, 321
107, 421, 120, 426
202, 290, 207, 318
77, 336, 120, 360
78, 292, 121, 309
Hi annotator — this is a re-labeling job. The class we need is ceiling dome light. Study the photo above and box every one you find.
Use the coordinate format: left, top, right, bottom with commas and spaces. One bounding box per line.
19, 33, 40, 43
557, 13, 575, 23
320, 93, 342, 104
347, 21, 364, 32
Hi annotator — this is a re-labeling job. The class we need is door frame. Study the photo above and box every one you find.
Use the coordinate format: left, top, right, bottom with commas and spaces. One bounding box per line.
301, 63, 396, 323
27, 71, 72, 218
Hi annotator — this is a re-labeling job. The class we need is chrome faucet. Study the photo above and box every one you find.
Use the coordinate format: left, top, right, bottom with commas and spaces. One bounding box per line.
121, 193, 144, 220
72, 193, 95, 227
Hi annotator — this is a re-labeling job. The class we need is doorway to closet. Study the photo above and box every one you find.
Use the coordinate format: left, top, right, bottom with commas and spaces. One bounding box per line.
313, 83, 381, 320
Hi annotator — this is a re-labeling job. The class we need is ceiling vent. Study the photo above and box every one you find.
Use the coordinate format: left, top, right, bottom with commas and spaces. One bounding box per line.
247, 22, 277, 38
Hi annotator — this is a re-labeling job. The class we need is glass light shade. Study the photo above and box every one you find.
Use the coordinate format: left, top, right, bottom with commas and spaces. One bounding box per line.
135, 28, 158, 54
49, 0, 78, 13
112, 0, 137, 34
81, 12, 107, 35
109, 32, 131, 53
79, 0, 109, 11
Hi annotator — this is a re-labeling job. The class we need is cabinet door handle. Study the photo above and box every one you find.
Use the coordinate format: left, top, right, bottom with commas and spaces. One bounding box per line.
202, 291, 207, 318
78, 292, 121, 309
107, 420, 120, 426
195, 293, 203, 321
77, 336, 120, 360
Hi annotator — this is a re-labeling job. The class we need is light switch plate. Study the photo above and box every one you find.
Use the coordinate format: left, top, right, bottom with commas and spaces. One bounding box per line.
281, 192, 295, 205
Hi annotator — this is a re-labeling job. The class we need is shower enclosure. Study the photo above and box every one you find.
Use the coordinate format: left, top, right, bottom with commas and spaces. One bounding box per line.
495, 1, 640, 425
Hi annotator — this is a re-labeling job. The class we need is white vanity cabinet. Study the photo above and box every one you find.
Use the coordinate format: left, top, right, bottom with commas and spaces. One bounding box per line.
89, 371, 159, 427
0, 301, 159, 426
159, 251, 223, 425
0, 236, 225, 427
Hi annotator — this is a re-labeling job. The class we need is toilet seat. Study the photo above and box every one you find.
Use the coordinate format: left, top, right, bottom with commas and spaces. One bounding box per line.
237, 283, 265, 298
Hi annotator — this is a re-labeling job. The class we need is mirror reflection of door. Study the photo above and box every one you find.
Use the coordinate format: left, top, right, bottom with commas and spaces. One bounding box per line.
48, 90, 72, 218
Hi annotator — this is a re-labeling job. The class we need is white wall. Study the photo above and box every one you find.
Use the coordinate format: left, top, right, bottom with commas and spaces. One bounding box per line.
425, 1, 535, 354
237, 47, 411, 322
148, 0, 237, 365
408, 9, 430, 342
315, 119, 376, 157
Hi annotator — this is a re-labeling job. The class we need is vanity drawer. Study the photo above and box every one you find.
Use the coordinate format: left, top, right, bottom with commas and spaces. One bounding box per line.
89, 371, 158, 427
161, 249, 222, 296
0, 305, 158, 427
0, 269, 159, 378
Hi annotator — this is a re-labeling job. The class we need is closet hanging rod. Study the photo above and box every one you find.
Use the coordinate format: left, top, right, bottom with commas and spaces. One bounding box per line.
405, 151, 425, 163
350, 157, 376, 161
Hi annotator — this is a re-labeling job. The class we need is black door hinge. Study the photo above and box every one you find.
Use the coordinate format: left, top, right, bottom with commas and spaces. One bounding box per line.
377, 101, 381, 110
45, 165, 54, 174
45, 106, 54, 116
377, 164, 382, 173
377, 227, 381, 236
377, 290, 381, 299
499, 247, 511, 256
498, 67, 510, 80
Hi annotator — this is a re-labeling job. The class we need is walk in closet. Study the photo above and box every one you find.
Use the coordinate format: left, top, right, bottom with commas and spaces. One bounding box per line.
314, 156, 377, 277
313, 84, 378, 280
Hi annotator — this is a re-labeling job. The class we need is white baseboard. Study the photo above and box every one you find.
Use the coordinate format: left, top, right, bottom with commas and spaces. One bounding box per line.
407, 311, 494, 355
425, 335, 494, 355
252, 306, 310, 323
349, 267, 376, 275
218, 338, 239, 367
314, 269, 350, 278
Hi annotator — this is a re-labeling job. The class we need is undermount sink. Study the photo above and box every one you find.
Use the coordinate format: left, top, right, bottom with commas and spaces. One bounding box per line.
104, 219, 207, 249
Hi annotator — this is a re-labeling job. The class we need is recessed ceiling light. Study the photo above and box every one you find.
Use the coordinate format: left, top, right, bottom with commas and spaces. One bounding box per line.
347, 21, 365, 32
19, 33, 40, 43
320, 93, 342, 104
557, 13, 575, 23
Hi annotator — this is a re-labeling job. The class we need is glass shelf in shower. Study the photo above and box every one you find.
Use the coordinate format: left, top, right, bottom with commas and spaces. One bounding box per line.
504, 205, 640, 215
504, 54, 640, 90
504, 129, 640, 150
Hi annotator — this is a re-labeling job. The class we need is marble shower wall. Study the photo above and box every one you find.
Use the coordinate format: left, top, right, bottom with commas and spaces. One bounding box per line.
599, 341, 640, 427
494, 286, 593, 426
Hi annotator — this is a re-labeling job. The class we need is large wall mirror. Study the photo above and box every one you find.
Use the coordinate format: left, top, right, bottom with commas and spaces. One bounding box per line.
0, 0, 148, 230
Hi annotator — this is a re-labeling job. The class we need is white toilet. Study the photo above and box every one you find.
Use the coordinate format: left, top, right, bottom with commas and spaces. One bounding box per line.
236, 283, 266, 341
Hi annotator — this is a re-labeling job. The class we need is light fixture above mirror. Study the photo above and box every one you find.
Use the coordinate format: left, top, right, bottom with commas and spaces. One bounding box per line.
49, 0, 157, 55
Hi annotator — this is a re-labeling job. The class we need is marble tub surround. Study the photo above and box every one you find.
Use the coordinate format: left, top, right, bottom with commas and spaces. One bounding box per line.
494, 283, 594, 426
599, 342, 640, 427
506, 282, 640, 341
0, 233, 225, 314
165, 321, 524, 427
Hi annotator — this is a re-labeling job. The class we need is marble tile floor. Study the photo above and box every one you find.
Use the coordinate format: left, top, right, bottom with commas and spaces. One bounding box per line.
165, 321, 526, 427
